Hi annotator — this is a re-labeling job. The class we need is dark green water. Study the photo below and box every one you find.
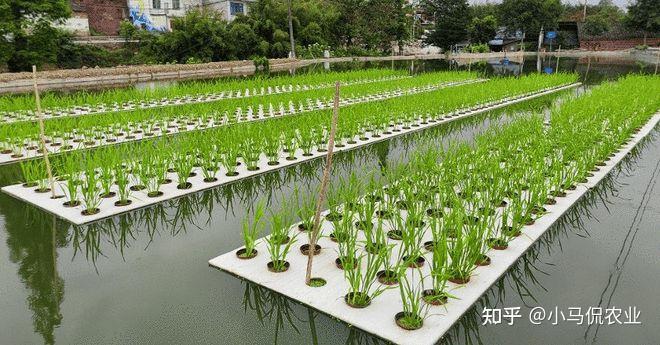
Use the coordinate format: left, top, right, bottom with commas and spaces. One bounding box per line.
0, 59, 657, 345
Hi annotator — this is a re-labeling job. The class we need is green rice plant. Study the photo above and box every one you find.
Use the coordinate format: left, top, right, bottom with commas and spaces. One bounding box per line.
173, 152, 194, 189
240, 138, 262, 171
268, 201, 294, 245
330, 207, 355, 244
265, 227, 298, 273
282, 135, 298, 161
377, 242, 400, 285
337, 172, 364, 211
19, 159, 41, 187
199, 145, 220, 183
395, 268, 430, 330
325, 183, 343, 222
80, 168, 101, 215
221, 144, 240, 176
394, 211, 427, 268
354, 197, 376, 232
362, 217, 388, 255
262, 133, 281, 165
296, 128, 316, 156
294, 187, 316, 232
335, 210, 359, 271
445, 205, 480, 284
424, 217, 453, 305
343, 246, 391, 308
97, 162, 115, 198
114, 163, 131, 205
237, 200, 266, 259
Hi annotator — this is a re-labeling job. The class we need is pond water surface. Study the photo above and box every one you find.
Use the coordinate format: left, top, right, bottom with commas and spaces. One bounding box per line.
0, 57, 657, 345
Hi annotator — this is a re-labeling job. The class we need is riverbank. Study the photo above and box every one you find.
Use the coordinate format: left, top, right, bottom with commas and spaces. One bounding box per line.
0, 50, 656, 94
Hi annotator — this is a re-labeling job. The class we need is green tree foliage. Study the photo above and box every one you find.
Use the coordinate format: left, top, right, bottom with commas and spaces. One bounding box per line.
625, 0, 660, 41
498, 0, 562, 40
1, 0, 71, 71
469, 15, 498, 44
562, 0, 624, 37
423, 0, 470, 51
330, 0, 409, 52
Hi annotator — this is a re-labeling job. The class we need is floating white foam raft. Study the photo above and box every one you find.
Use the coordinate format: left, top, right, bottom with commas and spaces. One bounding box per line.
1, 82, 580, 225
209, 112, 660, 345
0, 79, 483, 165
209, 113, 660, 345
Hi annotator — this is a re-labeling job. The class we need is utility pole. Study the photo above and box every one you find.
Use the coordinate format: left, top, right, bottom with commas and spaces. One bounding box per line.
287, 0, 296, 59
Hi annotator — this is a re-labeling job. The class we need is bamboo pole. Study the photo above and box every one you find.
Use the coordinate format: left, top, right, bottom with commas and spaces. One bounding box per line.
32, 66, 56, 199
305, 81, 340, 285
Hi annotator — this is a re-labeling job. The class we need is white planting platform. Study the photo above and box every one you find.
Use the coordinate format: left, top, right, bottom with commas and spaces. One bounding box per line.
0, 79, 483, 165
209, 112, 660, 345
1, 82, 580, 225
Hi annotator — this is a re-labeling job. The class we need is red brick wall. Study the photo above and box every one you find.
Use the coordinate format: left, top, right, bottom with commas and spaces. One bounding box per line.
580, 38, 660, 50
80, 0, 127, 35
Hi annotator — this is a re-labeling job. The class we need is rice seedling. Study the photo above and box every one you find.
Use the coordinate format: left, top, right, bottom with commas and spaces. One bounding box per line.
424, 217, 453, 304
265, 226, 298, 273
173, 152, 195, 189
343, 246, 391, 308
268, 201, 294, 245
114, 163, 131, 205
19, 159, 41, 188
395, 268, 430, 330
335, 212, 360, 270
237, 200, 266, 259
80, 168, 101, 215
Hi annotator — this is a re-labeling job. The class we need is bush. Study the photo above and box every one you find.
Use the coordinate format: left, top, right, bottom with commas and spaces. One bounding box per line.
298, 43, 329, 59
467, 43, 490, 53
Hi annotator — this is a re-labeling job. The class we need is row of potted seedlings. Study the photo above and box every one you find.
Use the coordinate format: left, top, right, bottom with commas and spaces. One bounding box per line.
0, 72, 477, 161
230, 74, 660, 331
0, 69, 409, 121
15, 74, 580, 216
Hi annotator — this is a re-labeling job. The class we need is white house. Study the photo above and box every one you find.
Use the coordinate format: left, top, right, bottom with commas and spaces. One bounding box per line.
127, 0, 253, 31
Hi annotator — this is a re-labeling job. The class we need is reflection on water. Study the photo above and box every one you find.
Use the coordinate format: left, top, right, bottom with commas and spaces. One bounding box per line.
5, 209, 64, 345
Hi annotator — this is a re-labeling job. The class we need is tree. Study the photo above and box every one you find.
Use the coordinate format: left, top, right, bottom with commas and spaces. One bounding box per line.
626, 0, 660, 45
1, 0, 70, 71
423, 0, 470, 51
227, 23, 260, 60
498, 0, 562, 44
163, 9, 230, 63
469, 15, 498, 44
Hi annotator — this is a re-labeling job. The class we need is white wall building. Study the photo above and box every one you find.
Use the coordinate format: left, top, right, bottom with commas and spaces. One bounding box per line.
127, 0, 253, 31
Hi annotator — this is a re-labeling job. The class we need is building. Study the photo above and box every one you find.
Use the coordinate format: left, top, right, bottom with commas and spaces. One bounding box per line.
202, 0, 253, 21
63, 0, 128, 35
127, 0, 253, 31
488, 28, 524, 52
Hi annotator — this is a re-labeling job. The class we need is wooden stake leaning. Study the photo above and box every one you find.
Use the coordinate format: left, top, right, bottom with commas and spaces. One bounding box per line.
32, 65, 57, 199
305, 81, 340, 286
